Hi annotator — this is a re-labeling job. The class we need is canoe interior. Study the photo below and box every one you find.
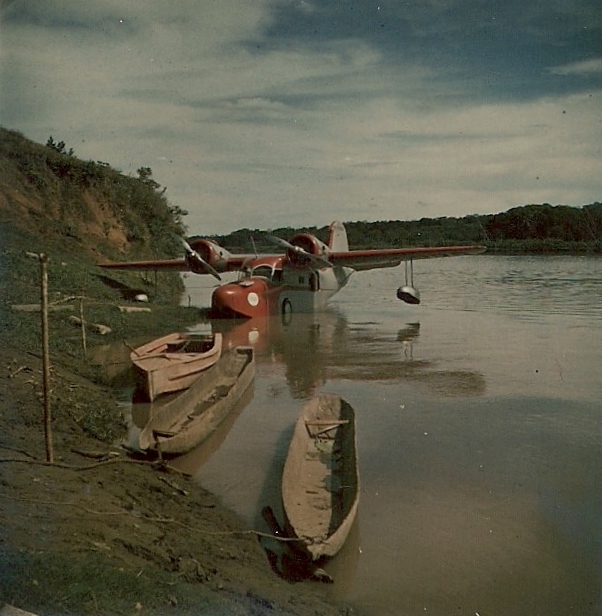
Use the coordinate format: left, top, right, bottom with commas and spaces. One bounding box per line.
131, 332, 223, 401
133, 332, 219, 357
137, 346, 254, 455
282, 393, 359, 560
164, 336, 217, 354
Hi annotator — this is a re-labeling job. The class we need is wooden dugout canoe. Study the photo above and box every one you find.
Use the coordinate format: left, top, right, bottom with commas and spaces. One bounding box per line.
130, 332, 222, 402
282, 393, 359, 561
138, 346, 255, 455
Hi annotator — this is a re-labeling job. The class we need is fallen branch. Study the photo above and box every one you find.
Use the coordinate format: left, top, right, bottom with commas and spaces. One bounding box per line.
0, 443, 38, 458
11, 304, 74, 312
8, 365, 28, 378
0, 456, 153, 471
68, 315, 112, 335
0, 493, 299, 543
157, 474, 189, 496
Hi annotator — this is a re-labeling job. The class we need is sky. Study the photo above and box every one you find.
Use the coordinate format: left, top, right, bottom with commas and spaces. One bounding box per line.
1, 0, 601, 235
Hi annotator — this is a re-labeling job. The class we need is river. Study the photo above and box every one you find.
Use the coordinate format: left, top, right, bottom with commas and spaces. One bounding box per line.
141, 254, 602, 615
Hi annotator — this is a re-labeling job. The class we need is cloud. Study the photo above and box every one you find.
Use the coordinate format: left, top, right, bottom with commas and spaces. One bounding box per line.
549, 58, 602, 76
0, 0, 600, 234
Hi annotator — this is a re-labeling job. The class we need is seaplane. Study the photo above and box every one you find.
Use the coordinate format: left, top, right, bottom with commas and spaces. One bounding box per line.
99, 221, 486, 319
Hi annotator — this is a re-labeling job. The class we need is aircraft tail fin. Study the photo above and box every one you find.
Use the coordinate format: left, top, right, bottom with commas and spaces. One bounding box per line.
328, 221, 348, 252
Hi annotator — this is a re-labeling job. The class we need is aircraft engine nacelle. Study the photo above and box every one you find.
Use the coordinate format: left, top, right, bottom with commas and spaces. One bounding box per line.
188, 239, 232, 274
286, 233, 329, 268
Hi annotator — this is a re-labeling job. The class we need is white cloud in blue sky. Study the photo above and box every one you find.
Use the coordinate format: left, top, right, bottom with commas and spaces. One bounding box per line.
1, 0, 601, 234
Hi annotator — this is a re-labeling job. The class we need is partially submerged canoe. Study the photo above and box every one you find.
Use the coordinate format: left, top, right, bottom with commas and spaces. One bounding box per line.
138, 346, 254, 455
282, 393, 359, 561
131, 332, 222, 402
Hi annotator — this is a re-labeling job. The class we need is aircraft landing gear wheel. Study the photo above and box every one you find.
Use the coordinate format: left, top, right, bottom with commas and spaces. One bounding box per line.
281, 298, 292, 325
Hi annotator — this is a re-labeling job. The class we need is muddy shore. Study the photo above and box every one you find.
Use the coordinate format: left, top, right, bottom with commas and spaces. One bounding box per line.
0, 339, 349, 616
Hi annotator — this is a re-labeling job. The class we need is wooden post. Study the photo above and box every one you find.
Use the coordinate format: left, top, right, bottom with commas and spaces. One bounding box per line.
39, 253, 54, 463
80, 269, 88, 359
79, 297, 87, 358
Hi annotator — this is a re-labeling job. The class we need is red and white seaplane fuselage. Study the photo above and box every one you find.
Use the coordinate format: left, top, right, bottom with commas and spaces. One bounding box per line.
100, 221, 486, 319
210, 255, 354, 319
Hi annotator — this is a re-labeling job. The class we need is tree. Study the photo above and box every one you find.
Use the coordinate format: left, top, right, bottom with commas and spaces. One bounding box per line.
136, 166, 161, 191
46, 136, 74, 156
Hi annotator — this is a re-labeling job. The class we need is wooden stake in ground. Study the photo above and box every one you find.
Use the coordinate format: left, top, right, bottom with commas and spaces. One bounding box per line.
79, 297, 87, 358
39, 253, 53, 463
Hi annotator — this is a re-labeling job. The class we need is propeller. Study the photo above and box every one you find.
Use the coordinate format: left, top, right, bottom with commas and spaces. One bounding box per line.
171, 234, 222, 280
266, 235, 333, 269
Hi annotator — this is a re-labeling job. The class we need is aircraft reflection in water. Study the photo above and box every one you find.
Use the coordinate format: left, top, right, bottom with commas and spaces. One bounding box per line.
117, 308, 486, 584
211, 310, 486, 399
96, 309, 484, 459
196, 312, 485, 583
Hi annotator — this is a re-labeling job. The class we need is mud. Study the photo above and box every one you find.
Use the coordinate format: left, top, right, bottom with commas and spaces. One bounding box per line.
0, 346, 348, 616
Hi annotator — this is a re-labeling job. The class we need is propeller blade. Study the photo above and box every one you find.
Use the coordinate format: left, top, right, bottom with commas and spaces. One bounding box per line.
314, 255, 333, 268
266, 235, 332, 268
266, 235, 295, 251
171, 234, 222, 280
172, 233, 194, 255
204, 264, 223, 281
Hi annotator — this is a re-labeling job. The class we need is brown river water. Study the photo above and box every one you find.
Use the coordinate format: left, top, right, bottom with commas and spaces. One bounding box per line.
122, 255, 602, 616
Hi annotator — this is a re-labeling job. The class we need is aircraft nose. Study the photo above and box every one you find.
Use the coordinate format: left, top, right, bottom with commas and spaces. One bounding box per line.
211, 282, 267, 319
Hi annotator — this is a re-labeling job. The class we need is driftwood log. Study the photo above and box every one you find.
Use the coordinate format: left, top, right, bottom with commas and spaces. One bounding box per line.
11, 304, 74, 312
117, 306, 152, 313
68, 315, 112, 335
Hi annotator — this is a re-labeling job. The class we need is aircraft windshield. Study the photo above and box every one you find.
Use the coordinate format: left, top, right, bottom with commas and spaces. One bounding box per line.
241, 263, 282, 283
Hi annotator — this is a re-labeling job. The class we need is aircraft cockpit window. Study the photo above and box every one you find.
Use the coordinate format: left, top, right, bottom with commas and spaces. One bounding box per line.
250, 264, 282, 283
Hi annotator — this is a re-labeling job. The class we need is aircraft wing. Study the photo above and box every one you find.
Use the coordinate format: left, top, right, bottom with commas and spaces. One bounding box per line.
99, 258, 189, 271
98, 255, 253, 273
329, 245, 486, 271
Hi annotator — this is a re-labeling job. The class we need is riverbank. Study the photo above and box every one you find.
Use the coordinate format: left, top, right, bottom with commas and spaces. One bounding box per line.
0, 158, 346, 616
0, 338, 347, 616
0, 171, 343, 614
0, 229, 347, 615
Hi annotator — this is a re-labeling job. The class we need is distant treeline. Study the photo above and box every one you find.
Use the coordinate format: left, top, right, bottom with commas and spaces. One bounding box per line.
2, 127, 600, 257
214, 203, 602, 254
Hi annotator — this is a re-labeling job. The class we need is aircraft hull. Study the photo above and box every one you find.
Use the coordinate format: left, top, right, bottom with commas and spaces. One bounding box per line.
210, 267, 351, 319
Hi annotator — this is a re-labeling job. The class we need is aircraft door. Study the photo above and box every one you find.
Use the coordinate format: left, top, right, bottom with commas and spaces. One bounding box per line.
281, 297, 293, 324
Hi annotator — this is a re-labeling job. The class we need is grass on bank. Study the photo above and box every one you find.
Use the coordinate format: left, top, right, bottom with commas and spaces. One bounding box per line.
0, 551, 242, 616
0, 223, 207, 442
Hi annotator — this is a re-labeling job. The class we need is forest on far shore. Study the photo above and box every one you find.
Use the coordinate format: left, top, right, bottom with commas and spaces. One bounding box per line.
214, 202, 602, 254
1, 126, 599, 256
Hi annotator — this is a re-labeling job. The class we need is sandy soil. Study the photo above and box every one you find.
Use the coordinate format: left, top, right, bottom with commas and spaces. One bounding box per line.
0, 346, 349, 616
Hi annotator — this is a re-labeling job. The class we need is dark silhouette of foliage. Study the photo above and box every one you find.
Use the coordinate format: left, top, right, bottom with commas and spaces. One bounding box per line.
484, 203, 602, 249
212, 204, 602, 254
46, 136, 74, 156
